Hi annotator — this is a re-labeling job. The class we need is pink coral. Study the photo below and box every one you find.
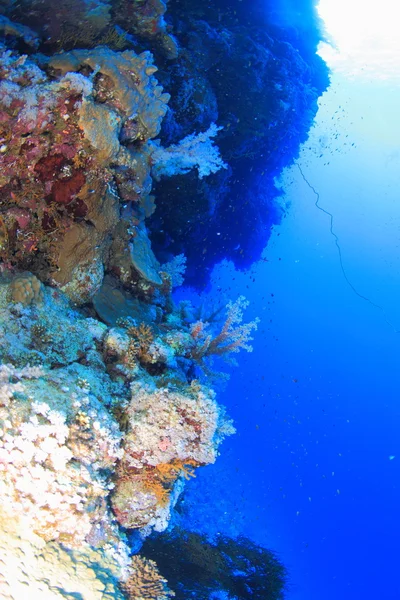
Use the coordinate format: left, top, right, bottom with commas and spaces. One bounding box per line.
189, 296, 259, 361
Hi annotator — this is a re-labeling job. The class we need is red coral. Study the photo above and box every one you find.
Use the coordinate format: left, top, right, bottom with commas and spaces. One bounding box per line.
7, 208, 30, 229
0, 110, 10, 124
51, 170, 85, 204
19, 138, 48, 162
54, 144, 77, 160
34, 154, 66, 182
66, 197, 88, 218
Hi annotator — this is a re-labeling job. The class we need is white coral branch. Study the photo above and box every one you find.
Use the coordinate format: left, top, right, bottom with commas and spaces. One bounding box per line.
151, 123, 228, 179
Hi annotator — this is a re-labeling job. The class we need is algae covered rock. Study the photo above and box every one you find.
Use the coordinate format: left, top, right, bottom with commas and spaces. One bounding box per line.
48, 46, 170, 142
0, 45, 169, 304
0, 279, 103, 367
129, 223, 163, 286
111, 380, 234, 531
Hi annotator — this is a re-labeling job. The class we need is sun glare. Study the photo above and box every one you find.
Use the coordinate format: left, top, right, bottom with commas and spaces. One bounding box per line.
317, 0, 400, 80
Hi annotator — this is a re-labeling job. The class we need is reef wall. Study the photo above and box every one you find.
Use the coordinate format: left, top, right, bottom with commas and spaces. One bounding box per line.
0, 1, 327, 597
148, 0, 329, 285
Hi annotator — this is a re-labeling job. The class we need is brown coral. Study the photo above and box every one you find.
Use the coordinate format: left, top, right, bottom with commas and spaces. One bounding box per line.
8, 272, 44, 305
48, 47, 170, 141
0, 46, 170, 303
121, 555, 175, 600
113, 0, 179, 59
126, 322, 154, 364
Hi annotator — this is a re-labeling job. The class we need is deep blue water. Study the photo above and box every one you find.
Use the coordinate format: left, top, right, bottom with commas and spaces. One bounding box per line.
177, 73, 400, 599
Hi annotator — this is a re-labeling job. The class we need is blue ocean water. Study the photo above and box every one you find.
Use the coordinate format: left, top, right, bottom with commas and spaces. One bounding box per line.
176, 74, 400, 598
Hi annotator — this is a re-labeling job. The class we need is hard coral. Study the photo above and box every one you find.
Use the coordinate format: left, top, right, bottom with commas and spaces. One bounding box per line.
121, 555, 175, 600
0, 364, 123, 547
113, 0, 179, 59
124, 381, 233, 467
8, 272, 44, 306
48, 46, 170, 142
0, 14, 39, 49
0, 508, 127, 600
0, 45, 170, 303
6, 0, 113, 53
0, 52, 117, 301
111, 381, 234, 530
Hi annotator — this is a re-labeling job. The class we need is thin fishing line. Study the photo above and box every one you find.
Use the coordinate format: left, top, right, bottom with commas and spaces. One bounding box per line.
296, 162, 400, 333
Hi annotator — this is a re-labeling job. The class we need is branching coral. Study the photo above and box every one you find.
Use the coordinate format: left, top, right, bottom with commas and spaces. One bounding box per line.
121, 555, 175, 600
126, 322, 155, 364
188, 296, 259, 362
151, 123, 227, 180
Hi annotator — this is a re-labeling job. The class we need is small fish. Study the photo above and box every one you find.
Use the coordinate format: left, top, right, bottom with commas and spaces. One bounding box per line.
389, 455, 396, 460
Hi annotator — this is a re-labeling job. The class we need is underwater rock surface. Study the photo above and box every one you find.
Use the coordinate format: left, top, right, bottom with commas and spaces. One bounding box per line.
0, 0, 326, 597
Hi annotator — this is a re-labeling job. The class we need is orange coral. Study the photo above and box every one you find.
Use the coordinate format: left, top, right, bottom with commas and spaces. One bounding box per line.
155, 459, 198, 482
141, 459, 199, 506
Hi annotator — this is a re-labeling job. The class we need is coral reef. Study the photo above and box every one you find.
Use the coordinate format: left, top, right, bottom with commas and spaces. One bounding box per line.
121, 555, 175, 600
0, 0, 327, 596
0, 45, 161, 302
146, 0, 329, 285
0, 42, 225, 303
0, 0, 328, 290
0, 362, 122, 546
111, 381, 234, 530
0, 271, 253, 594
0, 509, 126, 599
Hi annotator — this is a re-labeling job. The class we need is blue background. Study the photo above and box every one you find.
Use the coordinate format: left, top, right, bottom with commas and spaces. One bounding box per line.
177, 73, 400, 599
